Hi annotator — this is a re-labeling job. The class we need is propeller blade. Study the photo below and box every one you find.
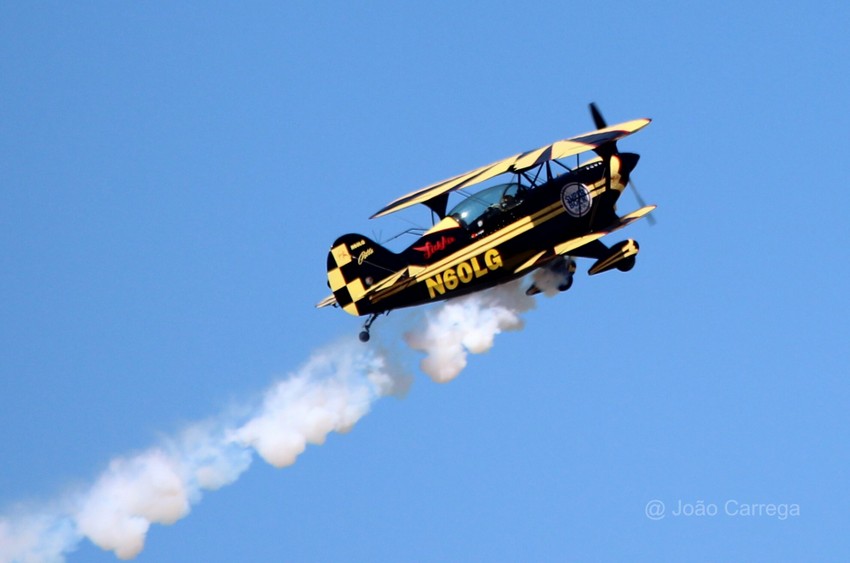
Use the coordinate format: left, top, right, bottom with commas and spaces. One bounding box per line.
589, 103, 618, 159
589, 102, 607, 130
628, 179, 656, 225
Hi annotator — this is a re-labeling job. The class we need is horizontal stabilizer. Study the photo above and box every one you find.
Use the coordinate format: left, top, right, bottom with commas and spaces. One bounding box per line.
316, 294, 337, 309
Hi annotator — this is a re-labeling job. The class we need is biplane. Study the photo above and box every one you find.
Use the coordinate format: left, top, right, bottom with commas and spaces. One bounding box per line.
317, 104, 655, 342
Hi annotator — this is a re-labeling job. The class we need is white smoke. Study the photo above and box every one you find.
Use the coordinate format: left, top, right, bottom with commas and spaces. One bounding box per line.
530, 264, 571, 297
404, 280, 536, 383
0, 511, 76, 563
233, 346, 407, 468
74, 451, 192, 559
0, 281, 543, 562
0, 341, 409, 562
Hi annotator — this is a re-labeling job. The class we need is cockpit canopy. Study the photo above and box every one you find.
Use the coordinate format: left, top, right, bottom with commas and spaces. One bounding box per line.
447, 182, 526, 229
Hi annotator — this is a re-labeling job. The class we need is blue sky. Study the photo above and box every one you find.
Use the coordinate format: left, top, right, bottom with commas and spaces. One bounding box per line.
2, 1, 849, 561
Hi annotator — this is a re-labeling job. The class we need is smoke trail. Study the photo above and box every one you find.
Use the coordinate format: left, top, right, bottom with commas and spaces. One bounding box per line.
0, 282, 539, 562
404, 280, 536, 383
0, 341, 409, 562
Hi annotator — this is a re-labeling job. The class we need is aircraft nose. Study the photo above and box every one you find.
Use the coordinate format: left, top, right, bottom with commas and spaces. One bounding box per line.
619, 152, 640, 175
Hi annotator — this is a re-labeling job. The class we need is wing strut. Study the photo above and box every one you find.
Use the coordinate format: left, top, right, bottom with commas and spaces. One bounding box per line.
424, 192, 449, 219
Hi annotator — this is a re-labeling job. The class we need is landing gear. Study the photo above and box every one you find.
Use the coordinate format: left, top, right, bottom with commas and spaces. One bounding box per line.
557, 275, 574, 292
526, 256, 576, 295
616, 256, 636, 272
553, 256, 576, 292
588, 239, 640, 276
359, 313, 379, 343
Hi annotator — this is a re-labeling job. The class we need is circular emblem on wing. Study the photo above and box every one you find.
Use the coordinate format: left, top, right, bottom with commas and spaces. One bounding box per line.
560, 182, 592, 217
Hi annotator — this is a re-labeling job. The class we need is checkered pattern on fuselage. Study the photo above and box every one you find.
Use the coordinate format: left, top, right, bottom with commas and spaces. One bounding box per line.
327, 242, 366, 316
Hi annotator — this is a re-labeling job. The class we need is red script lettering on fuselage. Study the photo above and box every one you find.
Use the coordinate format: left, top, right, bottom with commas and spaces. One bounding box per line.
414, 235, 456, 260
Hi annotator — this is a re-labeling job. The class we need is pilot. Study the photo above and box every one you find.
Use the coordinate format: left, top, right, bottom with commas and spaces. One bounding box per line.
500, 192, 516, 210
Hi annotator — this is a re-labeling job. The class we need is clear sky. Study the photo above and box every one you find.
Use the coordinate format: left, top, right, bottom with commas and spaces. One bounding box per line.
2, 1, 849, 561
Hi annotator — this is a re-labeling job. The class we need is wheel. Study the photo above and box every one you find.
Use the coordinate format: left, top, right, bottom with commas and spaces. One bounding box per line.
616, 257, 636, 272
557, 275, 573, 292
359, 330, 370, 343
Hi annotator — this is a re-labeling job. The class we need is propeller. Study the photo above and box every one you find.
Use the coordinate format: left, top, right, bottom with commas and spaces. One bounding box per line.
588, 102, 655, 225
626, 178, 656, 225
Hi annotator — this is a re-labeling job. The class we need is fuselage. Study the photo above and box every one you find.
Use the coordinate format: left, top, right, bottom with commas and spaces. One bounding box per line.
363, 154, 635, 313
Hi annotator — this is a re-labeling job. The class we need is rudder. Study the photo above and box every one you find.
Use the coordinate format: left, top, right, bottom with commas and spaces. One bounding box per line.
326, 234, 402, 316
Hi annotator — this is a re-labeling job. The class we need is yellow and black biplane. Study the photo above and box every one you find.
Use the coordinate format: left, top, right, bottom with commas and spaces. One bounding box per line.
318, 104, 655, 341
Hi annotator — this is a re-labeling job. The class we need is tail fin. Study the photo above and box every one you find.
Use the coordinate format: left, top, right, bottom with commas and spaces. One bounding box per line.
326, 234, 402, 316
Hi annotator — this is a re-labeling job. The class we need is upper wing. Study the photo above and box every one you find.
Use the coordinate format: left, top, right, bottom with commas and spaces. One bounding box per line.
370, 118, 651, 219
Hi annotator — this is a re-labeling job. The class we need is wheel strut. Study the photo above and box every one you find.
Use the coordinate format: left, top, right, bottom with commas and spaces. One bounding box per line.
359, 313, 379, 343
